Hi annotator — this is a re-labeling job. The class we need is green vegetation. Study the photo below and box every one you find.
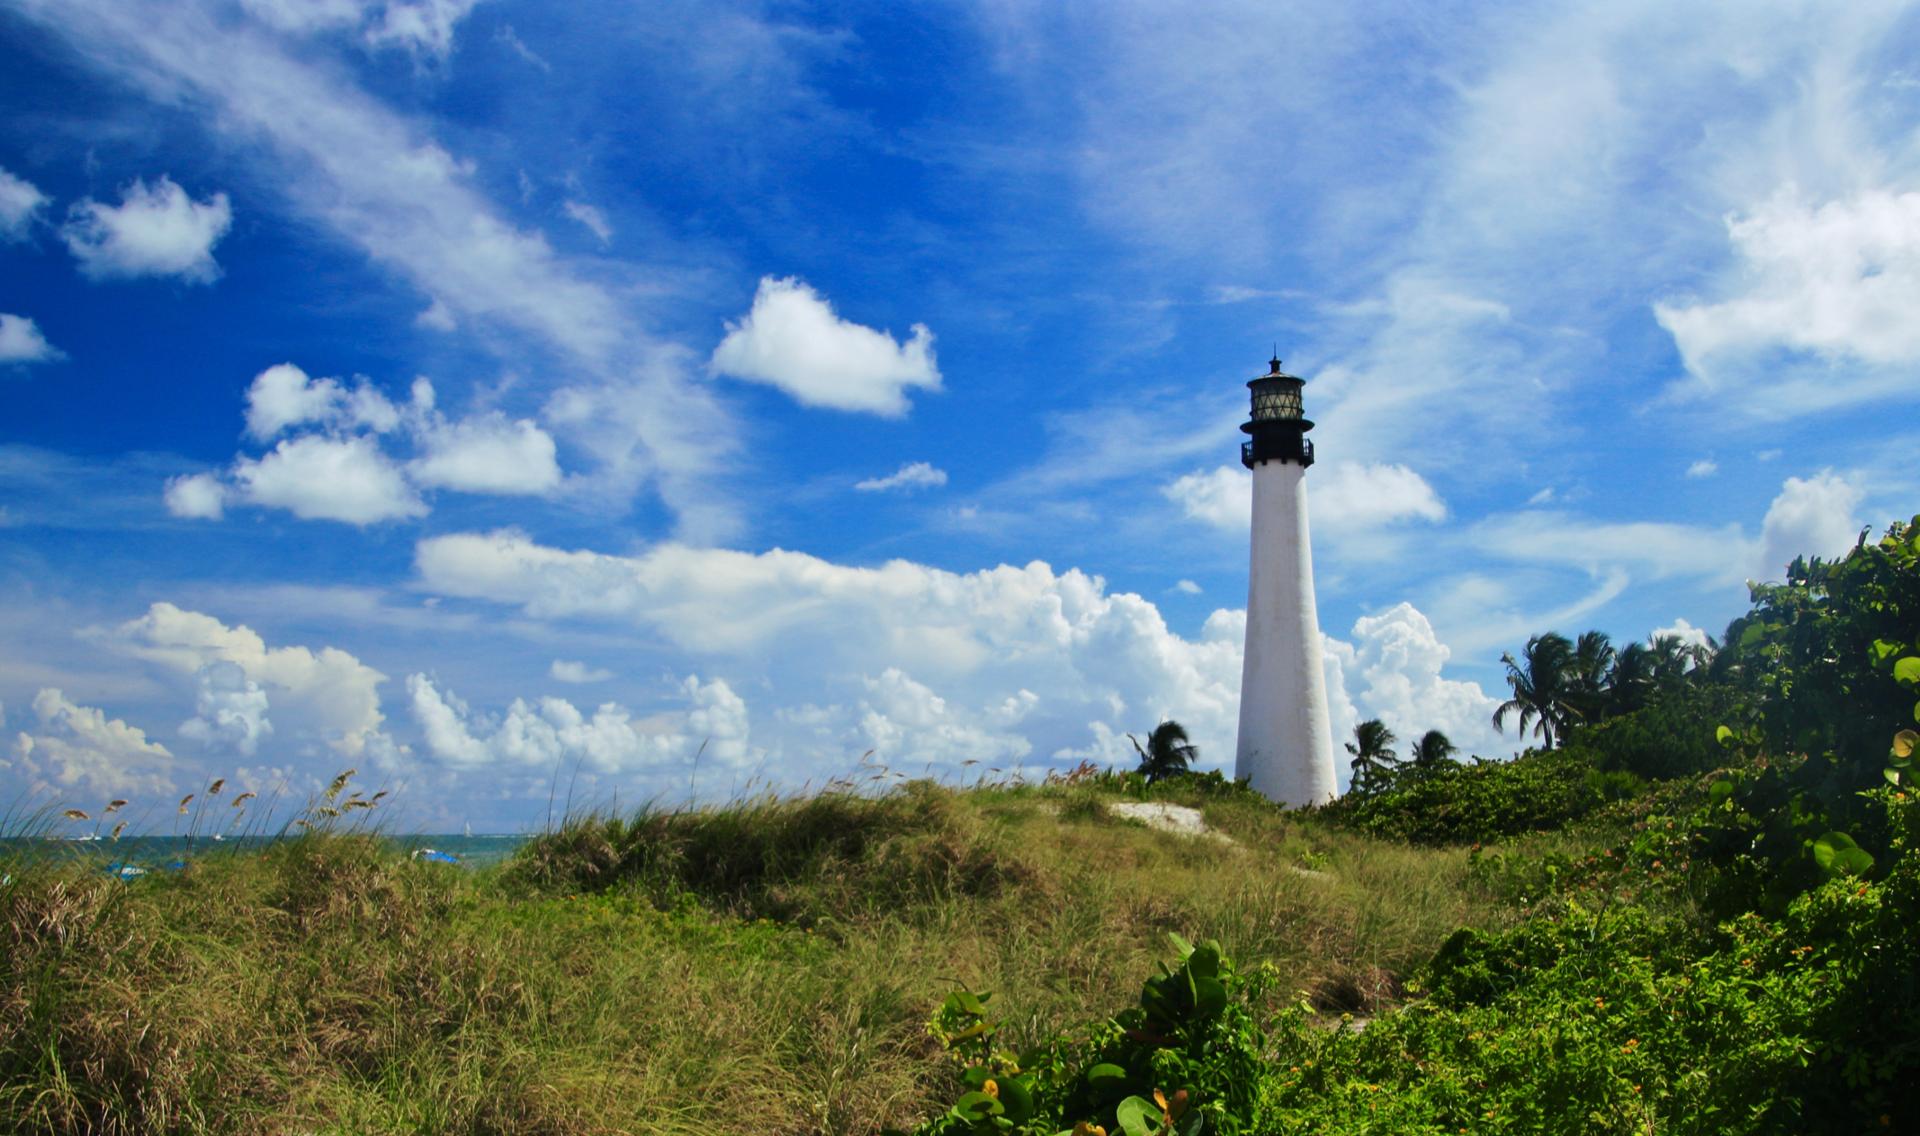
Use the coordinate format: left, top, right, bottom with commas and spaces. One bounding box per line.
5, 517, 1917, 1134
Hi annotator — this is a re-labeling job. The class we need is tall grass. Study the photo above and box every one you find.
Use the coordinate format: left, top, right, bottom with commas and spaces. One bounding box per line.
0, 777, 1550, 1134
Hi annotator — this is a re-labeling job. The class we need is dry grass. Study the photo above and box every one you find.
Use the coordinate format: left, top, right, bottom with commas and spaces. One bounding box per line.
0, 779, 1547, 1135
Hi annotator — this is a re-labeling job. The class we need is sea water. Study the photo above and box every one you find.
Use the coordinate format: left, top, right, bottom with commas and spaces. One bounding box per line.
0, 832, 534, 872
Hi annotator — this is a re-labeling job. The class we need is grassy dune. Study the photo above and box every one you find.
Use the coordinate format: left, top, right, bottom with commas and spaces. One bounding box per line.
0, 779, 1531, 1135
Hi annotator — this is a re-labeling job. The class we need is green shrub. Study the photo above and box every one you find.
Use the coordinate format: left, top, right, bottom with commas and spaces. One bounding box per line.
505, 781, 1037, 922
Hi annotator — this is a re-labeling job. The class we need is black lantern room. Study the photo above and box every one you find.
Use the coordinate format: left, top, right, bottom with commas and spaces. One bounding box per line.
1240, 355, 1316, 469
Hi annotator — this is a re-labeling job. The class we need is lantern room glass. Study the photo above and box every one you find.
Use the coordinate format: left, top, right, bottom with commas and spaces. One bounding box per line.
1250, 380, 1304, 421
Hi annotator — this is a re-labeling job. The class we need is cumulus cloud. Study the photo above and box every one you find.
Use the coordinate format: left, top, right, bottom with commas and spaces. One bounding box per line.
0, 167, 48, 239
406, 672, 750, 773
164, 472, 227, 519
549, 659, 612, 684
1173, 579, 1202, 595
1320, 603, 1505, 771
233, 434, 427, 525
1686, 459, 1718, 478
107, 602, 389, 759
710, 276, 941, 416
61, 175, 232, 283
854, 461, 948, 493
1651, 618, 1714, 651
409, 528, 1483, 786
6, 688, 176, 800
1756, 471, 1863, 579
1657, 189, 1920, 413
199, 366, 559, 520
242, 361, 410, 441
0, 313, 62, 365
857, 668, 1033, 768
248, 363, 343, 440
177, 660, 273, 756
1162, 461, 1446, 532
409, 412, 562, 495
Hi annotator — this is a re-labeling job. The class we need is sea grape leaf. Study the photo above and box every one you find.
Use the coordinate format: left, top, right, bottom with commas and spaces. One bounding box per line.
1116, 1096, 1163, 1136
1812, 832, 1875, 878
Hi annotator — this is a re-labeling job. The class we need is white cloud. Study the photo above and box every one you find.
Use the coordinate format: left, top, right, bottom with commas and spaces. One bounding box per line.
857, 667, 1032, 769
1651, 617, 1713, 651
1657, 189, 1920, 412
1162, 461, 1445, 533
199, 367, 564, 521
1173, 579, 1202, 595
1320, 603, 1505, 770
1315, 461, 1449, 529
1685, 459, 1718, 478
0, 167, 48, 239
854, 461, 948, 493
549, 659, 612, 684
406, 672, 750, 773
408, 412, 561, 495
61, 175, 232, 283
6, 688, 177, 801
1756, 470, 1862, 579
233, 435, 427, 525
164, 472, 227, 519
107, 601, 389, 759
415, 529, 1242, 778
710, 276, 941, 416
243, 361, 405, 440
239, 0, 481, 59
177, 660, 273, 756
363, 0, 482, 57
563, 200, 613, 244
246, 362, 344, 440
0, 313, 62, 364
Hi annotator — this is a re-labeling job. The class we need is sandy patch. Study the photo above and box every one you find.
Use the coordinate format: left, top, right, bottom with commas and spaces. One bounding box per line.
1107, 802, 1232, 843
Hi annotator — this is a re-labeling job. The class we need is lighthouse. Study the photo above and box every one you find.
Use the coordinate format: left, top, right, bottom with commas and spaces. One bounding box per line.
1234, 355, 1338, 806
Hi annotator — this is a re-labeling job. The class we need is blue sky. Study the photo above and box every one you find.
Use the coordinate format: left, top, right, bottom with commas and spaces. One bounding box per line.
4, 0, 1919, 831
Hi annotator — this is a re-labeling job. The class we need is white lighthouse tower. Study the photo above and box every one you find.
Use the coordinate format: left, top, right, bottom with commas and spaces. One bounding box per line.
1234, 355, 1338, 806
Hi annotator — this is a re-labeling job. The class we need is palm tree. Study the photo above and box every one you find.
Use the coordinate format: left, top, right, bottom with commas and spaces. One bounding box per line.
1607, 640, 1656, 718
1345, 718, 1401, 798
1493, 632, 1579, 748
1648, 632, 1712, 688
1568, 629, 1617, 724
1406, 729, 1459, 777
1129, 720, 1198, 783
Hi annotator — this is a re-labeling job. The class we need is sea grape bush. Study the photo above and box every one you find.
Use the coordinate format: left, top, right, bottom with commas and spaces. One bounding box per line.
913, 935, 1269, 1136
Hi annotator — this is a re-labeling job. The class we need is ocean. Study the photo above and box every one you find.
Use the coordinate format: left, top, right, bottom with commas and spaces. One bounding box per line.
0, 833, 535, 872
